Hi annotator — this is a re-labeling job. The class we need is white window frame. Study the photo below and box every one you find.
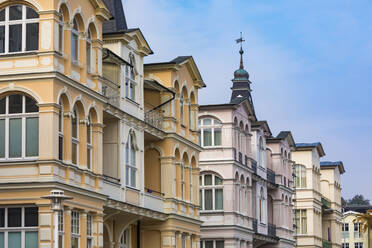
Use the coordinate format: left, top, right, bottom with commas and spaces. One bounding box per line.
199, 118, 222, 147
58, 211, 64, 248
58, 9, 64, 54
125, 134, 136, 188
0, 206, 39, 248
58, 100, 64, 161
0, 5, 39, 54
125, 59, 136, 101
200, 174, 224, 211
71, 18, 79, 64
86, 30, 92, 73
200, 240, 224, 248
86, 115, 92, 170
71, 107, 79, 166
354, 223, 361, 238
71, 211, 80, 248
295, 164, 307, 189
295, 209, 307, 234
87, 214, 93, 248
0, 94, 39, 161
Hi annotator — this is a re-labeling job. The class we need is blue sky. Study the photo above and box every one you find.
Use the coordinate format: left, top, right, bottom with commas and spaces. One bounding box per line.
125, 0, 372, 200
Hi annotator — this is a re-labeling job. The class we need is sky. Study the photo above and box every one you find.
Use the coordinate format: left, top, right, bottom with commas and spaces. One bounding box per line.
124, 0, 372, 200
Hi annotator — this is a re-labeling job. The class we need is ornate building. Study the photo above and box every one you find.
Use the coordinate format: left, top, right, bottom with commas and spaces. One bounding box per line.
198, 42, 296, 248
0, 0, 205, 247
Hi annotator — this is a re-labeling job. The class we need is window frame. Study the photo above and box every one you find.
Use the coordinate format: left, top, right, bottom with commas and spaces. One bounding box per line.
71, 18, 79, 64
125, 58, 136, 101
86, 214, 93, 248
58, 99, 63, 161
125, 133, 137, 188
58, 9, 64, 54
58, 211, 64, 248
200, 240, 224, 248
71, 211, 80, 248
199, 118, 222, 147
86, 30, 92, 73
200, 173, 224, 211
295, 209, 307, 234
0, 5, 39, 54
0, 206, 39, 248
295, 164, 307, 189
71, 107, 79, 166
86, 115, 92, 170
0, 94, 39, 161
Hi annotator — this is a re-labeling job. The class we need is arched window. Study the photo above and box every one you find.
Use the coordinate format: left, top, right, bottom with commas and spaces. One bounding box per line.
0, 94, 39, 159
86, 115, 92, 170
0, 5, 39, 54
119, 229, 130, 248
295, 164, 306, 188
125, 56, 136, 101
71, 106, 79, 165
199, 118, 222, 147
86, 29, 92, 73
199, 173, 223, 211
58, 9, 64, 53
58, 99, 63, 160
71, 18, 79, 63
126, 133, 136, 187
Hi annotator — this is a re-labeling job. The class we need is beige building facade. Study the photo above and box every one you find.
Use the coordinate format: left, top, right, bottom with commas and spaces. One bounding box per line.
293, 144, 345, 248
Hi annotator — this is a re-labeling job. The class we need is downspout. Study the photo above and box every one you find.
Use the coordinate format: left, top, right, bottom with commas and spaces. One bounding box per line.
137, 220, 141, 248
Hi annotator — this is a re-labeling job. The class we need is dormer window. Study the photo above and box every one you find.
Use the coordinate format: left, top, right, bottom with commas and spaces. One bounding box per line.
199, 118, 222, 147
0, 5, 39, 54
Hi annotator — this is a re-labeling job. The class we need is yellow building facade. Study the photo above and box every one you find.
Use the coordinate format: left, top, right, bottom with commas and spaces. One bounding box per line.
0, 0, 205, 247
342, 207, 371, 248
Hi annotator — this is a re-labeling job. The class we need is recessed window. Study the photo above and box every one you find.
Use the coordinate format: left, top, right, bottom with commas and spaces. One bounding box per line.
87, 115, 92, 170
125, 57, 136, 101
0, 94, 39, 160
200, 240, 224, 248
71, 18, 79, 63
295, 209, 307, 234
87, 214, 93, 248
71, 106, 79, 165
86, 30, 92, 73
58, 211, 64, 248
200, 174, 223, 211
71, 211, 80, 248
58, 99, 63, 161
126, 133, 136, 187
295, 165, 306, 188
0, 207, 38, 248
0, 5, 39, 54
199, 118, 222, 147
58, 9, 64, 53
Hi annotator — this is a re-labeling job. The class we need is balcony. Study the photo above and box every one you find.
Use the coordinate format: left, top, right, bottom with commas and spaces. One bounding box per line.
321, 196, 331, 209
144, 110, 163, 130
322, 240, 332, 248
268, 223, 277, 237
102, 78, 120, 107
251, 160, 257, 174
253, 218, 258, 233
143, 191, 164, 212
267, 168, 275, 184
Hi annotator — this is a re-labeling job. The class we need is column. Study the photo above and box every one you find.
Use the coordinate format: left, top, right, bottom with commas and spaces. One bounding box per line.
94, 213, 104, 248
38, 103, 59, 160
161, 157, 176, 199
160, 231, 177, 248
92, 123, 103, 174
64, 208, 72, 248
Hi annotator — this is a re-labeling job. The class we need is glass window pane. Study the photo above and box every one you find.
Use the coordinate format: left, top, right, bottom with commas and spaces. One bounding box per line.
199, 189, 202, 209
216, 241, 224, 248
214, 119, 222, 125
0, 232, 3, 248
58, 136, 63, 160
26, 23, 39, 51
87, 148, 91, 169
214, 128, 222, 146
9, 5, 22, 20
9, 95, 23, 114
26, 96, 38, 113
26, 118, 38, 157
25, 231, 38, 248
0, 97, 5, 114
203, 128, 212, 146
0, 209, 4, 227
9, 118, 22, 158
26, 7, 39, 19
0, 119, 4, 158
205, 241, 213, 248
8, 232, 21, 248
72, 143, 77, 164
215, 189, 223, 210
203, 119, 211, 125
71, 237, 79, 248
215, 176, 223, 185
25, 207, 38, 227
86, 42, 91, 70
0, 9, 4, 22
87, 125, 91, 144
58, 234, 63, 248
8, 208, 21, 227
0, 26, 4, 54
9, 24, 22, 52
204, 189, 212, 210
125, 166, 129, 185
204, 175, 212, 185
72, 114, 77, 138
131, 168, 136, 187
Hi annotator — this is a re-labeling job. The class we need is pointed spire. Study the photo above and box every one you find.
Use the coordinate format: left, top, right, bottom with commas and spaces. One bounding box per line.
236, 32, 245, 69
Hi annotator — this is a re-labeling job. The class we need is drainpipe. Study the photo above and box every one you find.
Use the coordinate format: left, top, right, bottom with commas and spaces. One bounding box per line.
137, 220, 141, 248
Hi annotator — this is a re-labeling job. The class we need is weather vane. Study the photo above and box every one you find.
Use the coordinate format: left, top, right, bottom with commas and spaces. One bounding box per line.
235, 32, 245, 49
235, 32, 245, 69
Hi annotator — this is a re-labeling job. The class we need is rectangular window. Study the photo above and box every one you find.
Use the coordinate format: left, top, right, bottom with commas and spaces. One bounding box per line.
199, 189, 203, 209
26, 118, 38, 157
71, 33, 79, 63
0, 208, 4, 227
216, 241, 224, 248
204, 189, 213, 210
71, 211, 80, 248
295, 209, 307, 234
0, 26, 4, 53
58, 211, 64, 248
8, 208, 22, 227
72, 142, 78, 165
9, 118, 22, 158
87, 214, 93, 248
215, 189, 223, 210
9, 24, 22, 52
26, 23, 39, 51
214, 128, 222, 146
25, 207, 38, 227
86, 42, 91, 72
25, 232, 37, 248
8, 232, 21, 248
0, 119, 5, 158
0, 232, 4, 248
203, 128, 212, 146
205, 241, 213, 248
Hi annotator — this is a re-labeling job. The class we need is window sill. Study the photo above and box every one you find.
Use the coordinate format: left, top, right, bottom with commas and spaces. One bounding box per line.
0, 157, 38, 163
124, 97, 140, 106
71, 60, 83, 69
200, 210, 224, 213
126, 186, 140, 192
0, 51, 38, 58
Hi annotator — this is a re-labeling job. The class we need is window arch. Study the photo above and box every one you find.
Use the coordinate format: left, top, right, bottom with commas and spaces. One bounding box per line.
198, 117, 222, 147
126, 132, 136, 187
71, 18, 79, 63
0, 93, 39, 159
199, 173, 223, 211
125, 55, 136, 101
58, 98, 63, 160
295, 164, 306, 188
0, 5, 39, 54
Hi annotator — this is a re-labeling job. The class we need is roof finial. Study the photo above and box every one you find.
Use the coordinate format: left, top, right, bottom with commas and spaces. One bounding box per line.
235, 32, 245, 69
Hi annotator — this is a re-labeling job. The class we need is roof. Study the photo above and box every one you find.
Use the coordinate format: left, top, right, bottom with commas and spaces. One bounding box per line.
102, 48, 131, 66
343, 205, 372, 214
145, 56, 193, 66
267, 131, 296, 147
320, 161, 345, 174
102, 0, 127, 34
295, 142, 325, 157
252, 121, 272, 136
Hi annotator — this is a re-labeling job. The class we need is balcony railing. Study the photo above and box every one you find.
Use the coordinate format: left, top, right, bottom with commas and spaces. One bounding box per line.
144, 111, 163, 130
102, 79, 120, 107
253, 219, 258, 233
251, 160, 257, 174
238, 152, 242, 163
321, 197, 331, 209
268, 223, 277, 237
145, 187, 165, 197
267, 168, 275, 184
322, 240, 332, 248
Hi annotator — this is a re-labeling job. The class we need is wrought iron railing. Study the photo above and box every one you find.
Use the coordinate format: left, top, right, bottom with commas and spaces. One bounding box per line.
267, 168, 275, 184
268, 223, 277, 237
321, 196, 331, 209
145, 187, 165, 197
144, 111, 163, 130
253, 219, 258, 233
322, 240, 332, 248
